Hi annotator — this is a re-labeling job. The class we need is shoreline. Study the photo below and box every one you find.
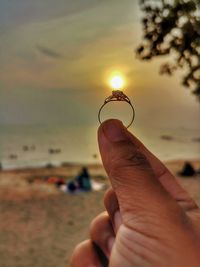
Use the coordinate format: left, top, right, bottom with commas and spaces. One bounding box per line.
1, 157, 200, 172
0, 159, 199, 196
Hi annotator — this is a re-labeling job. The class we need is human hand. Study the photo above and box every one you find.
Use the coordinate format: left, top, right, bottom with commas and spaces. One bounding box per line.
71, 119, 200, 267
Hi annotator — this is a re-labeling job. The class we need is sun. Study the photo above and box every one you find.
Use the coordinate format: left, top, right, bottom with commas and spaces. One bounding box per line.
109, 74, 125, 90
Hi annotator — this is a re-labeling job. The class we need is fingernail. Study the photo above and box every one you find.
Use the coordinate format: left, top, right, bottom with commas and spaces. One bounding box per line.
114, 210, 122, 232
107, 236, 115, 253
103, 120, 127, 142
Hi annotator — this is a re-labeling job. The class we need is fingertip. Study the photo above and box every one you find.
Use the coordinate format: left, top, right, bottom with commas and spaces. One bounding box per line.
70, 240, 101, 267
89, 211, 109, 237
89, 212, 114, 258
98, 119, 125, 140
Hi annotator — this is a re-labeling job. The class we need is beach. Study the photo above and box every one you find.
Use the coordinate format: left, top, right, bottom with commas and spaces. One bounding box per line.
0, 159, 200, 267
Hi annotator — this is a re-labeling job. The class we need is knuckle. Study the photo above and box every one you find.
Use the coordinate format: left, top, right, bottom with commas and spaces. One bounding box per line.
109, 141, 151, 177
89, 217, 98, 238
70, 241, 87, 266
89, 212, 108, 239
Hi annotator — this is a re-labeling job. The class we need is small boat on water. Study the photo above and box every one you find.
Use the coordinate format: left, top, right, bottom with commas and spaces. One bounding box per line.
23, 145, 36, 151
48, 148, 61, 154
9, 154, 18, 160
192, 137, 200, 143
160, 135, 174, 141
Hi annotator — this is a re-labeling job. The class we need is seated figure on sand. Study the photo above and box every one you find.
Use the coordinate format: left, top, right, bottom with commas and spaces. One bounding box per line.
178, 161, 196, 177
67, 167, 92, 193
76, 167, 92, 191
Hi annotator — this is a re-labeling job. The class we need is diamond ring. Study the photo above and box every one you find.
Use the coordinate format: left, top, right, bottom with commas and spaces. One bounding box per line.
98, 90, 135, 128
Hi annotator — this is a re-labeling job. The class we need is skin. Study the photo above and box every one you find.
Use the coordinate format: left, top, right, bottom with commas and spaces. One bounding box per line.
70, 119, 200, 267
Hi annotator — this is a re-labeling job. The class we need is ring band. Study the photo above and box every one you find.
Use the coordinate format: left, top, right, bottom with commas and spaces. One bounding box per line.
98, 90, 135, 128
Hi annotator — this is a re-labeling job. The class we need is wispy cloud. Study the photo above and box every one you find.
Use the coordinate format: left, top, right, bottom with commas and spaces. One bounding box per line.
0, 0, 103, 30
36, 45, 63, 59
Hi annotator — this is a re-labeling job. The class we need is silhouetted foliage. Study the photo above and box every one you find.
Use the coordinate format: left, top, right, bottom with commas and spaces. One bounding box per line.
137, 0, 200, 100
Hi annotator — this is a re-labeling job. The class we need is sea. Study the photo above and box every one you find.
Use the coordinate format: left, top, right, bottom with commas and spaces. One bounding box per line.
0, 124, 199, 170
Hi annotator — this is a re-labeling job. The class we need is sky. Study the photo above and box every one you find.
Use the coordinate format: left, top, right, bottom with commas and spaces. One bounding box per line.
0, 0, 199, 130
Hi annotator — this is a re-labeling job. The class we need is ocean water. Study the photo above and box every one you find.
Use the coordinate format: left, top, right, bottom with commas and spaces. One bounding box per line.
0, 125, 199, 170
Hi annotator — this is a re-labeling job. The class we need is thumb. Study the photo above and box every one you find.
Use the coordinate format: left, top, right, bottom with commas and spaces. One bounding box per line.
98, 119, 180, 223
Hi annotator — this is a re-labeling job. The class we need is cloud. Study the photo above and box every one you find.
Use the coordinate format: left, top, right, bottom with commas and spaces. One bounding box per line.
0, 0, 103, 30
36, 45, 63, 59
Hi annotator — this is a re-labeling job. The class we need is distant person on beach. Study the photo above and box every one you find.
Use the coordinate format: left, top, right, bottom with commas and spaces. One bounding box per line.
71, 120, 200, 267
76, 167, 91, 191
67, 167, 92, 193
178, 161, 196, 177
67, 181, 77, 193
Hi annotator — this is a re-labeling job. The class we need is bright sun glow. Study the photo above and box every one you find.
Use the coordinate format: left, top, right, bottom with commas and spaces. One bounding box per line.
109, 74, 125, 90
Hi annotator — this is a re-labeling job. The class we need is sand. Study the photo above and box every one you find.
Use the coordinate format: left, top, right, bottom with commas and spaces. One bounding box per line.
0, 159, 199, 267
